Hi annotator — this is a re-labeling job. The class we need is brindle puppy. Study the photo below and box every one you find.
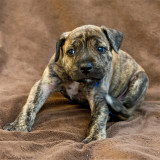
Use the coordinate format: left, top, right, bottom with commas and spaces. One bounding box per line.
3, 25, 149, 143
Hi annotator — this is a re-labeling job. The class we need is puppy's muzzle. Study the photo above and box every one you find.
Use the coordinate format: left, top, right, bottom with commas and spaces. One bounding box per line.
79, 62, 93, 75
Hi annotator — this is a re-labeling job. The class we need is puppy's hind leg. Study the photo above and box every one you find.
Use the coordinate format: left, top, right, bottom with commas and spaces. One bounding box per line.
106, 71, 149, 120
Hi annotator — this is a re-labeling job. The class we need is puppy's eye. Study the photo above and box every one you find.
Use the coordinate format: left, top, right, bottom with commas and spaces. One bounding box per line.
97, 46, 107, 53
67, 49, 75, 56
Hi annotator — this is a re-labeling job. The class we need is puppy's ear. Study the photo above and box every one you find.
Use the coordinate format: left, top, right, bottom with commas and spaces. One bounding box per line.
55, 32, 70, 62
101, 26, 123, 53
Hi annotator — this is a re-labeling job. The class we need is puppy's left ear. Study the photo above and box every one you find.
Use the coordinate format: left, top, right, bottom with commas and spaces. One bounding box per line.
55, 31, 70, 62
101, 26, 123, 53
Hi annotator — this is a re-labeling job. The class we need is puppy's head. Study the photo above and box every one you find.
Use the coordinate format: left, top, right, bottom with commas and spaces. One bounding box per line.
55, 25, 123, 83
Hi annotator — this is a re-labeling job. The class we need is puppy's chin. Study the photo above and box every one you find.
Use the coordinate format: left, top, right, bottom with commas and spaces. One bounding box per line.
76, 78, 102, 84
77, 79, 93, 83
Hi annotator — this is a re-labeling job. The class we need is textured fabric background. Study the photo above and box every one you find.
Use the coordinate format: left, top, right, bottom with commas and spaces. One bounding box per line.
0, 0, 160, 159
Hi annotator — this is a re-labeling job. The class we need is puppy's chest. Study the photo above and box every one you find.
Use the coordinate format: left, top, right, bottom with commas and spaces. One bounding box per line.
60, 82, 87, 103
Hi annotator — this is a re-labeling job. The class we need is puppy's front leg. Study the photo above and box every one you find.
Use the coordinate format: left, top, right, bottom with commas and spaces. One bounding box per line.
3, 66, 60, 132
82, 91, 109, 143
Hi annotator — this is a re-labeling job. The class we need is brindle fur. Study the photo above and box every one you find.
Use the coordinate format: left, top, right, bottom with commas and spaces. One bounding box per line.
3, 25, 149, 143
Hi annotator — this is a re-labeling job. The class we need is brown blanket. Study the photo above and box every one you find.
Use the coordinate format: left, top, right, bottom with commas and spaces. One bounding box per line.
0, 0, 160, 159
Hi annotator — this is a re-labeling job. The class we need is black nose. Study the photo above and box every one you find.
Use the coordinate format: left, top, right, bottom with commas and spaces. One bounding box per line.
80, 63, 93, 74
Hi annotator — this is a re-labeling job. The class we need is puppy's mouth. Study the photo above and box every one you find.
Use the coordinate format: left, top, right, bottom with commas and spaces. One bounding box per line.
69, 69, 105, 83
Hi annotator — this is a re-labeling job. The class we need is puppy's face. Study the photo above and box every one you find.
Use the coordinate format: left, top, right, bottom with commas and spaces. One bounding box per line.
55, 25, 123, 83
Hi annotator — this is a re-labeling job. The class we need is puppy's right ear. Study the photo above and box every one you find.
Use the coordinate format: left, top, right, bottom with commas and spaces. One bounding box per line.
55, 32, 70, 62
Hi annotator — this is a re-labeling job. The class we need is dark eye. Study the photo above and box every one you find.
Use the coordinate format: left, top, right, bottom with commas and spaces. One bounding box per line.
67, 49, 75, 56
97, 46, 107, 53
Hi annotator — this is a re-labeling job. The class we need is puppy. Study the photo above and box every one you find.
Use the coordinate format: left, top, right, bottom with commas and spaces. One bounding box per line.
3, 25, 149, 143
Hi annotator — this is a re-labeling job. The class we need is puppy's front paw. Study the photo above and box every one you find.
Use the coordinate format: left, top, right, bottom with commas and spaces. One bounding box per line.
3, 122, 30, 132
82, 137, 95, 144
82, 134, 106, 144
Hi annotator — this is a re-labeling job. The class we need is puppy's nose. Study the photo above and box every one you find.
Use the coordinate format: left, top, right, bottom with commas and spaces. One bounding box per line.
80, 63, 93, 74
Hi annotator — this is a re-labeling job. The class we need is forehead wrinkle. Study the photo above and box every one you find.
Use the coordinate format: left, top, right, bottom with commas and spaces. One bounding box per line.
67, 29, 108, 49
86, 35, 108, 47
84, 29, 106, 43
67, 32, 84, 44
66, 33, 85, 49
69, 31, 84, 40
86, 35, 102, 42
85, 30, 110, 47
74, 34, 83, 39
